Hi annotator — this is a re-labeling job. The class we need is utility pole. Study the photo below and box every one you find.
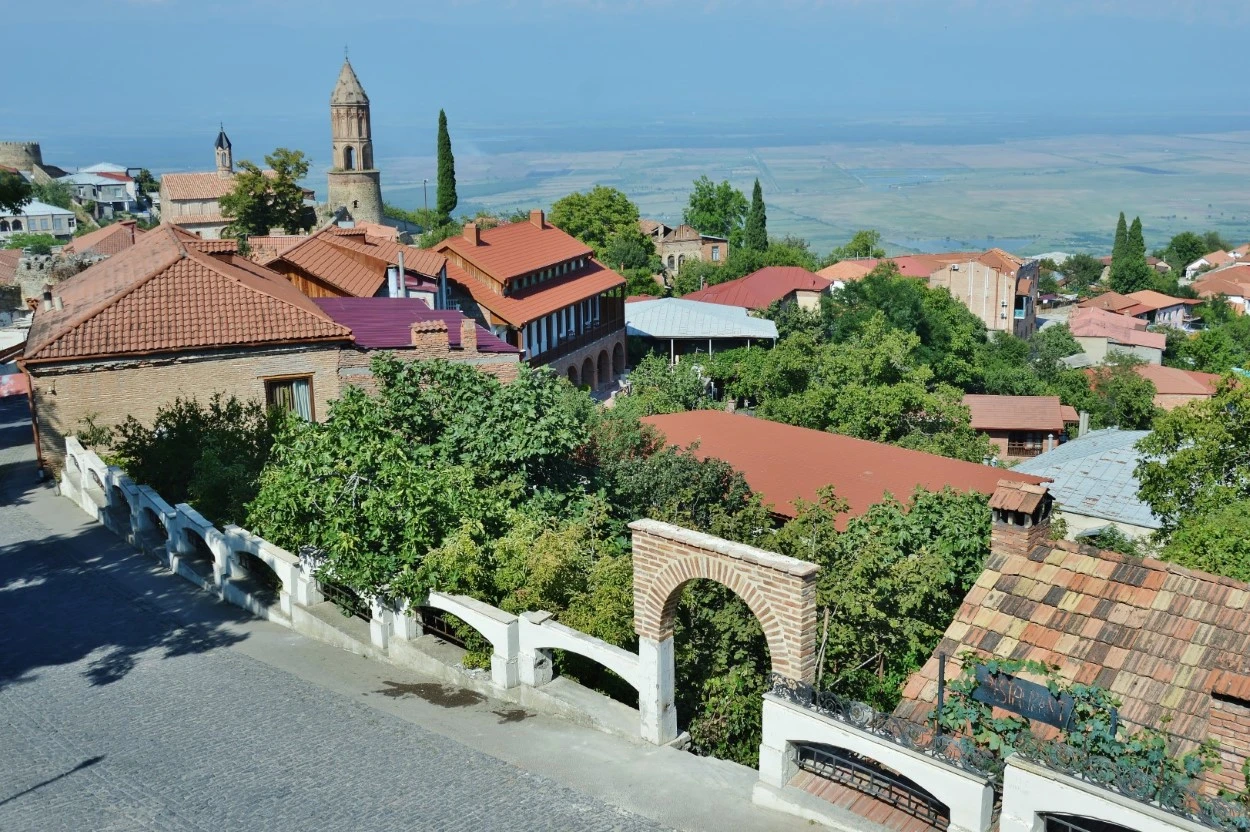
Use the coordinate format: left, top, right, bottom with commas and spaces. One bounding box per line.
423, 179, 428, 213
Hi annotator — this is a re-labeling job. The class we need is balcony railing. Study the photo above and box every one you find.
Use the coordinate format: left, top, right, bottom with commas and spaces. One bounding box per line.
529, 319, 622, 366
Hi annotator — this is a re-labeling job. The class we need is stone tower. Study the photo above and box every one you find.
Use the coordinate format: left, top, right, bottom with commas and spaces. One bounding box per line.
214, 126, 233, 177
326, 59, 382, 225
0, 142, 43, 171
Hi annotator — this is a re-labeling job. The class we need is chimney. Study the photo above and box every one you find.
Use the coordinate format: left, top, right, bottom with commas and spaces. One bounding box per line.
41, 285, 53, 311
53, 296, 64, 311
530, 209, 545, 229
122, 219, 136, 244
410, 319, 449, 353
459, 317, 477, 352
1078, 410, 1090, 438
463, 222, 480, 246
989, 480, 1054, 558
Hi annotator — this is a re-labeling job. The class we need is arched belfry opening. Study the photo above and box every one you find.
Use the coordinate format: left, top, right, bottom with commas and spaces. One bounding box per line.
343, 145, 355, 170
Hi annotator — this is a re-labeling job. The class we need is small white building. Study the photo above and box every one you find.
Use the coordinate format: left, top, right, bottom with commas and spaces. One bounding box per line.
61, 164, 141, 217
0, 199, 77, 241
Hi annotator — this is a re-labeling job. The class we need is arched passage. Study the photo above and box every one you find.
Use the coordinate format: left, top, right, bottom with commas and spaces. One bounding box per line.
566, 365, 579, 386
613, 341, 625, 376
597, 349, 611, 386
343, 145, 355, 170
629, 518, 819, 744
580, 356, 595, 389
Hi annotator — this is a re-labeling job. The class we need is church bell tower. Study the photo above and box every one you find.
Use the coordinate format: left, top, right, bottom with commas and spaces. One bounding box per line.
215, 125, 233, 177
326, 58, 382, 224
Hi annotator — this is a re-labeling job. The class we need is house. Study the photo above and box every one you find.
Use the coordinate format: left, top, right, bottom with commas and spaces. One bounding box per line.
625, 297, 777, 364
434, 210, 627, 387
312, 297, 520, 390
962, 394, 1079, 460
0, 199, 78, 241
1011, 429, 1161, 539
896, 479, 1250, 795
261, 223, 444, 303
1194, 265, 1250, 315
816, 258, 879, 286
61, 219, 145, 258
1079, 289, 1201, 329
158, 127, 244, 239
19, 224, 353, 471
888, 253, 970, 277
929, 249, 1039, 337
639, 220, 728, 277
682, 266, 831, 312
1130, 364, 1221, 410
1067, 306, 1165, 364
1185, 249, 1240, 281
61, 166, 141, 218
641, 409, 1046, 527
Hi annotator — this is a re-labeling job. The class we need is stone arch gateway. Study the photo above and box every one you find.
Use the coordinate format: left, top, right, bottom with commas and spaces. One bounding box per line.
629, 519, 819, 743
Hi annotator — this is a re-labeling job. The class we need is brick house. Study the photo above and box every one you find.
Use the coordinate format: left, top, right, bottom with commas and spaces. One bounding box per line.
639, 219, 728, 279
682, 266, 832, 312
929, 249, 1040, 338
962, 394, 1079, 460
897, 479, 1250, 796
19, 224, 514, 472
434, 210, 627, 388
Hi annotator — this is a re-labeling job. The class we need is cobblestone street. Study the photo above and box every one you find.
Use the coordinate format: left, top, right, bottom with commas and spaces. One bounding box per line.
0, 398, 671, 832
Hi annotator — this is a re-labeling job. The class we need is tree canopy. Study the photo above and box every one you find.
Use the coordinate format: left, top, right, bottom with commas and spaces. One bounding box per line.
220, 148, 316, 238
436, 109, 458, 221
0, 169, 32, 214
549, 185, 641, 258
824, 229, 886, 264
1110, 214, 1152, 293
683, 176, 747, 242
742, 179, 767, 253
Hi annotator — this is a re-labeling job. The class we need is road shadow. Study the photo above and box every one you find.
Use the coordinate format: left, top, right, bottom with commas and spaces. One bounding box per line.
0, 756, 104, 808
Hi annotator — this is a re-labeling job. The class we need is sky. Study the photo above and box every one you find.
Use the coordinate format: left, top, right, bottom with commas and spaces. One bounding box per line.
6, 0, 1250, 170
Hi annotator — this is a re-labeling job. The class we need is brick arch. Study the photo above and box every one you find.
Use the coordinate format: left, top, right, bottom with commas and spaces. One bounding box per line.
630, 519, 819, 683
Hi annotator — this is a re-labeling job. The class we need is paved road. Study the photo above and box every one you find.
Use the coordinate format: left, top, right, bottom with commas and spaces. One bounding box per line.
0, 397, 666, 832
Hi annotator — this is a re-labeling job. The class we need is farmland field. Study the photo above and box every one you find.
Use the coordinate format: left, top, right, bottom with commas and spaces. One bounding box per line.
380, 129, 1250, 257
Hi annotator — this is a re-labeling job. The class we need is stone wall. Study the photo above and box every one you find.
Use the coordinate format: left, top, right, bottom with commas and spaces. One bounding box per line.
326, 170, 382, 226
337, 343, 520, 395
27, 344, 342, 472
543, 328, 626, 390
0, 141, 42, 170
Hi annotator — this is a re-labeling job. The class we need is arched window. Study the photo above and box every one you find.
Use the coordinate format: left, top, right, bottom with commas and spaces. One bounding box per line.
667, 255, 675, 269
0, 220, 8, 232
678, 254, 686, 267
343, 145, 355, 170
11, 220, 21, 231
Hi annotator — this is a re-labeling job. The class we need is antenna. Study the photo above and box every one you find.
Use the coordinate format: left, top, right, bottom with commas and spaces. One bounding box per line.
344, 45, 349, 60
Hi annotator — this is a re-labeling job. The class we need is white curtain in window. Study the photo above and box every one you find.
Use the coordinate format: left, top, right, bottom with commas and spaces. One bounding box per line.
291, 378, 312, 420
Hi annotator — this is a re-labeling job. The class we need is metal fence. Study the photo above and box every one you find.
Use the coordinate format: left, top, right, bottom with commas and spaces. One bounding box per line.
796, 742, 950, 830
319, 579, 370, 622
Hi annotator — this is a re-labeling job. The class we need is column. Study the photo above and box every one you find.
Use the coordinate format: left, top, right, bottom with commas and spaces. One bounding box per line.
638, 636, 677, 744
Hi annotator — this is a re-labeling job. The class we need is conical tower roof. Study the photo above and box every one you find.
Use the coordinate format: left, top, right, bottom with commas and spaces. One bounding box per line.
214, 125, 231, 150
330, 59, 369, 106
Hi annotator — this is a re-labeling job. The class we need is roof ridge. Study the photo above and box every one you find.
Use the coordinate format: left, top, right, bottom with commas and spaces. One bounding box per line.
28, 227, 188, 358
183, 247, 348, 333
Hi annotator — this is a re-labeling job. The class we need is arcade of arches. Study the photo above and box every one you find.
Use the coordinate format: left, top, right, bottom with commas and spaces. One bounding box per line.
550, 335, 627, 391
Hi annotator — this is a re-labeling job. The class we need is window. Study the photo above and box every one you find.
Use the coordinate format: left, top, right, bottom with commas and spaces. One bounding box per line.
265, 376, 314, 420
11, 220, 20, 231
67, 217, 75, 228
711, 245, 720, 261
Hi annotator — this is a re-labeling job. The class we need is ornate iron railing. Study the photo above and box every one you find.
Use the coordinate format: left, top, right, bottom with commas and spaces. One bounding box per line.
767, 674, 1002, 782
796, 742, 950, 830
1013, 736, 1250, 832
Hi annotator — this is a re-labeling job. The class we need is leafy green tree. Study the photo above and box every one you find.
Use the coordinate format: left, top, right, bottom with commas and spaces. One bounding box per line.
3, 232, 59, 254
1062, 252, 1105, 294
436, 109, 458, 221
549, 186, 641, 258
1028, 324, 1082, 380
824, 229, 886, 264
112, 395, 281, 526
742, 179, 767, 253
32, 179, 74, 210
1110, 212, 1128, 278
615, 353, 710, 416
683, 175, 747, 242
1203, 230, 1231, 253
1081, 526, 1142, 558
1162, 499, 1250, 582
1111, 216, 1152, 293
220, 148, 316, 238
1137, 378, 1250, 532
0, 169, 32, 214
1087, 354, 1157, 429
1160, 231, 1208, 273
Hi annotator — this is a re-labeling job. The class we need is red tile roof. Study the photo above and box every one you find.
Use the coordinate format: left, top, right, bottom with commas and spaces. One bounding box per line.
1124, 289, 1200, 313
312, 297, 517, 353
436, 216, 593, 283
0, 249, 20, 286
271, 226, 448, 298
1131, 364, 1221, 397
963, 394, 1073, 432
895, 531, 1250, 766
327, 227, 446, 277
976, 247, 1024, 275
1079, 291, 1137, 313
169, 212, 228, 228
62, 221, 146, 257
817, 259, 879, 282
161, 172, 239, 201
1069, 306, 1166, 350
682, 267, 831, 310
443, 258, 624, 327
22, 224, 350, 364
889, 253, 971, 277
642, 410, 1046, 527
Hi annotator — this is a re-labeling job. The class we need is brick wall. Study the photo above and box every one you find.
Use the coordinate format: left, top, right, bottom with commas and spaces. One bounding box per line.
543, 328, 626, 389
629, 519, 820, 683
1208, 698, 1250, 793
27, 344, 342, 473
337, 344, 520, 395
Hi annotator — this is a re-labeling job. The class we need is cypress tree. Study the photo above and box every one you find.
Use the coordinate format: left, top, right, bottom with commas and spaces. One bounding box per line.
743, 178, 768, 252
436, 109, 458, 222
1109, 212, 1128, 286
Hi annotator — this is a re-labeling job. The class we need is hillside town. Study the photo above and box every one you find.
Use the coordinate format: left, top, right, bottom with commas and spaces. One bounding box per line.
4, 55, 1250, 832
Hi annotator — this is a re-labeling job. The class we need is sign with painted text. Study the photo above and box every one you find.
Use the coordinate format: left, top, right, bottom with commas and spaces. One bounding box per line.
971, 666, 1075, 729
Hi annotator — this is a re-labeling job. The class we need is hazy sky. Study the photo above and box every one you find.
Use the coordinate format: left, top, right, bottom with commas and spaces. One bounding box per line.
7, 1, 1250, 167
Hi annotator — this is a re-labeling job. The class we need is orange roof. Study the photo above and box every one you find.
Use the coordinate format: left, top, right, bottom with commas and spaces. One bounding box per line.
683, 267, 831, 310
169, 212, 228, 228
895, 533, 1250, 762
246, 234, 307, 262
817, 259, 879, 282
271, 226, 447, 297
889, 253, 971, 277
1124, 289, 1201, 312
436, 216, 593, 283
327, 227, 446, 277
161, 172, 238, 201
963, 394, 1071, 432
642, 410, 1046, 527
62, 221, 146, 257
0, 249, 20, 286
1132, 363, 1221, 397
1078, 291, 1137, 313
444, 258, 624, 327
1200, 250, 1235, 268
976, 247, 1024, 275
22, 224, 350, 364
1068, 306, 1166, 350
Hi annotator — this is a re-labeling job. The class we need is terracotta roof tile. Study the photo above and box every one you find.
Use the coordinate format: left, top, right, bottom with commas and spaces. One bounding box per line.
1132, 364, 1221, 397
0, 249, 19, 286
1069, 306, 1166, 350
271, 226, 448, 297
443, 258, 624, 327
22, 224, 350, 363
643, 410, 1047, 526
964, 394, 1071, 432
436, 216, 593, 282
1078, 291, 1138, 313
682, 267, 831, 310
161, 172, 238, 201
62, 221, 146, 257
1124, 289, 1201, 313
817, 259, 880, 282
897, 525, 1250, 767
